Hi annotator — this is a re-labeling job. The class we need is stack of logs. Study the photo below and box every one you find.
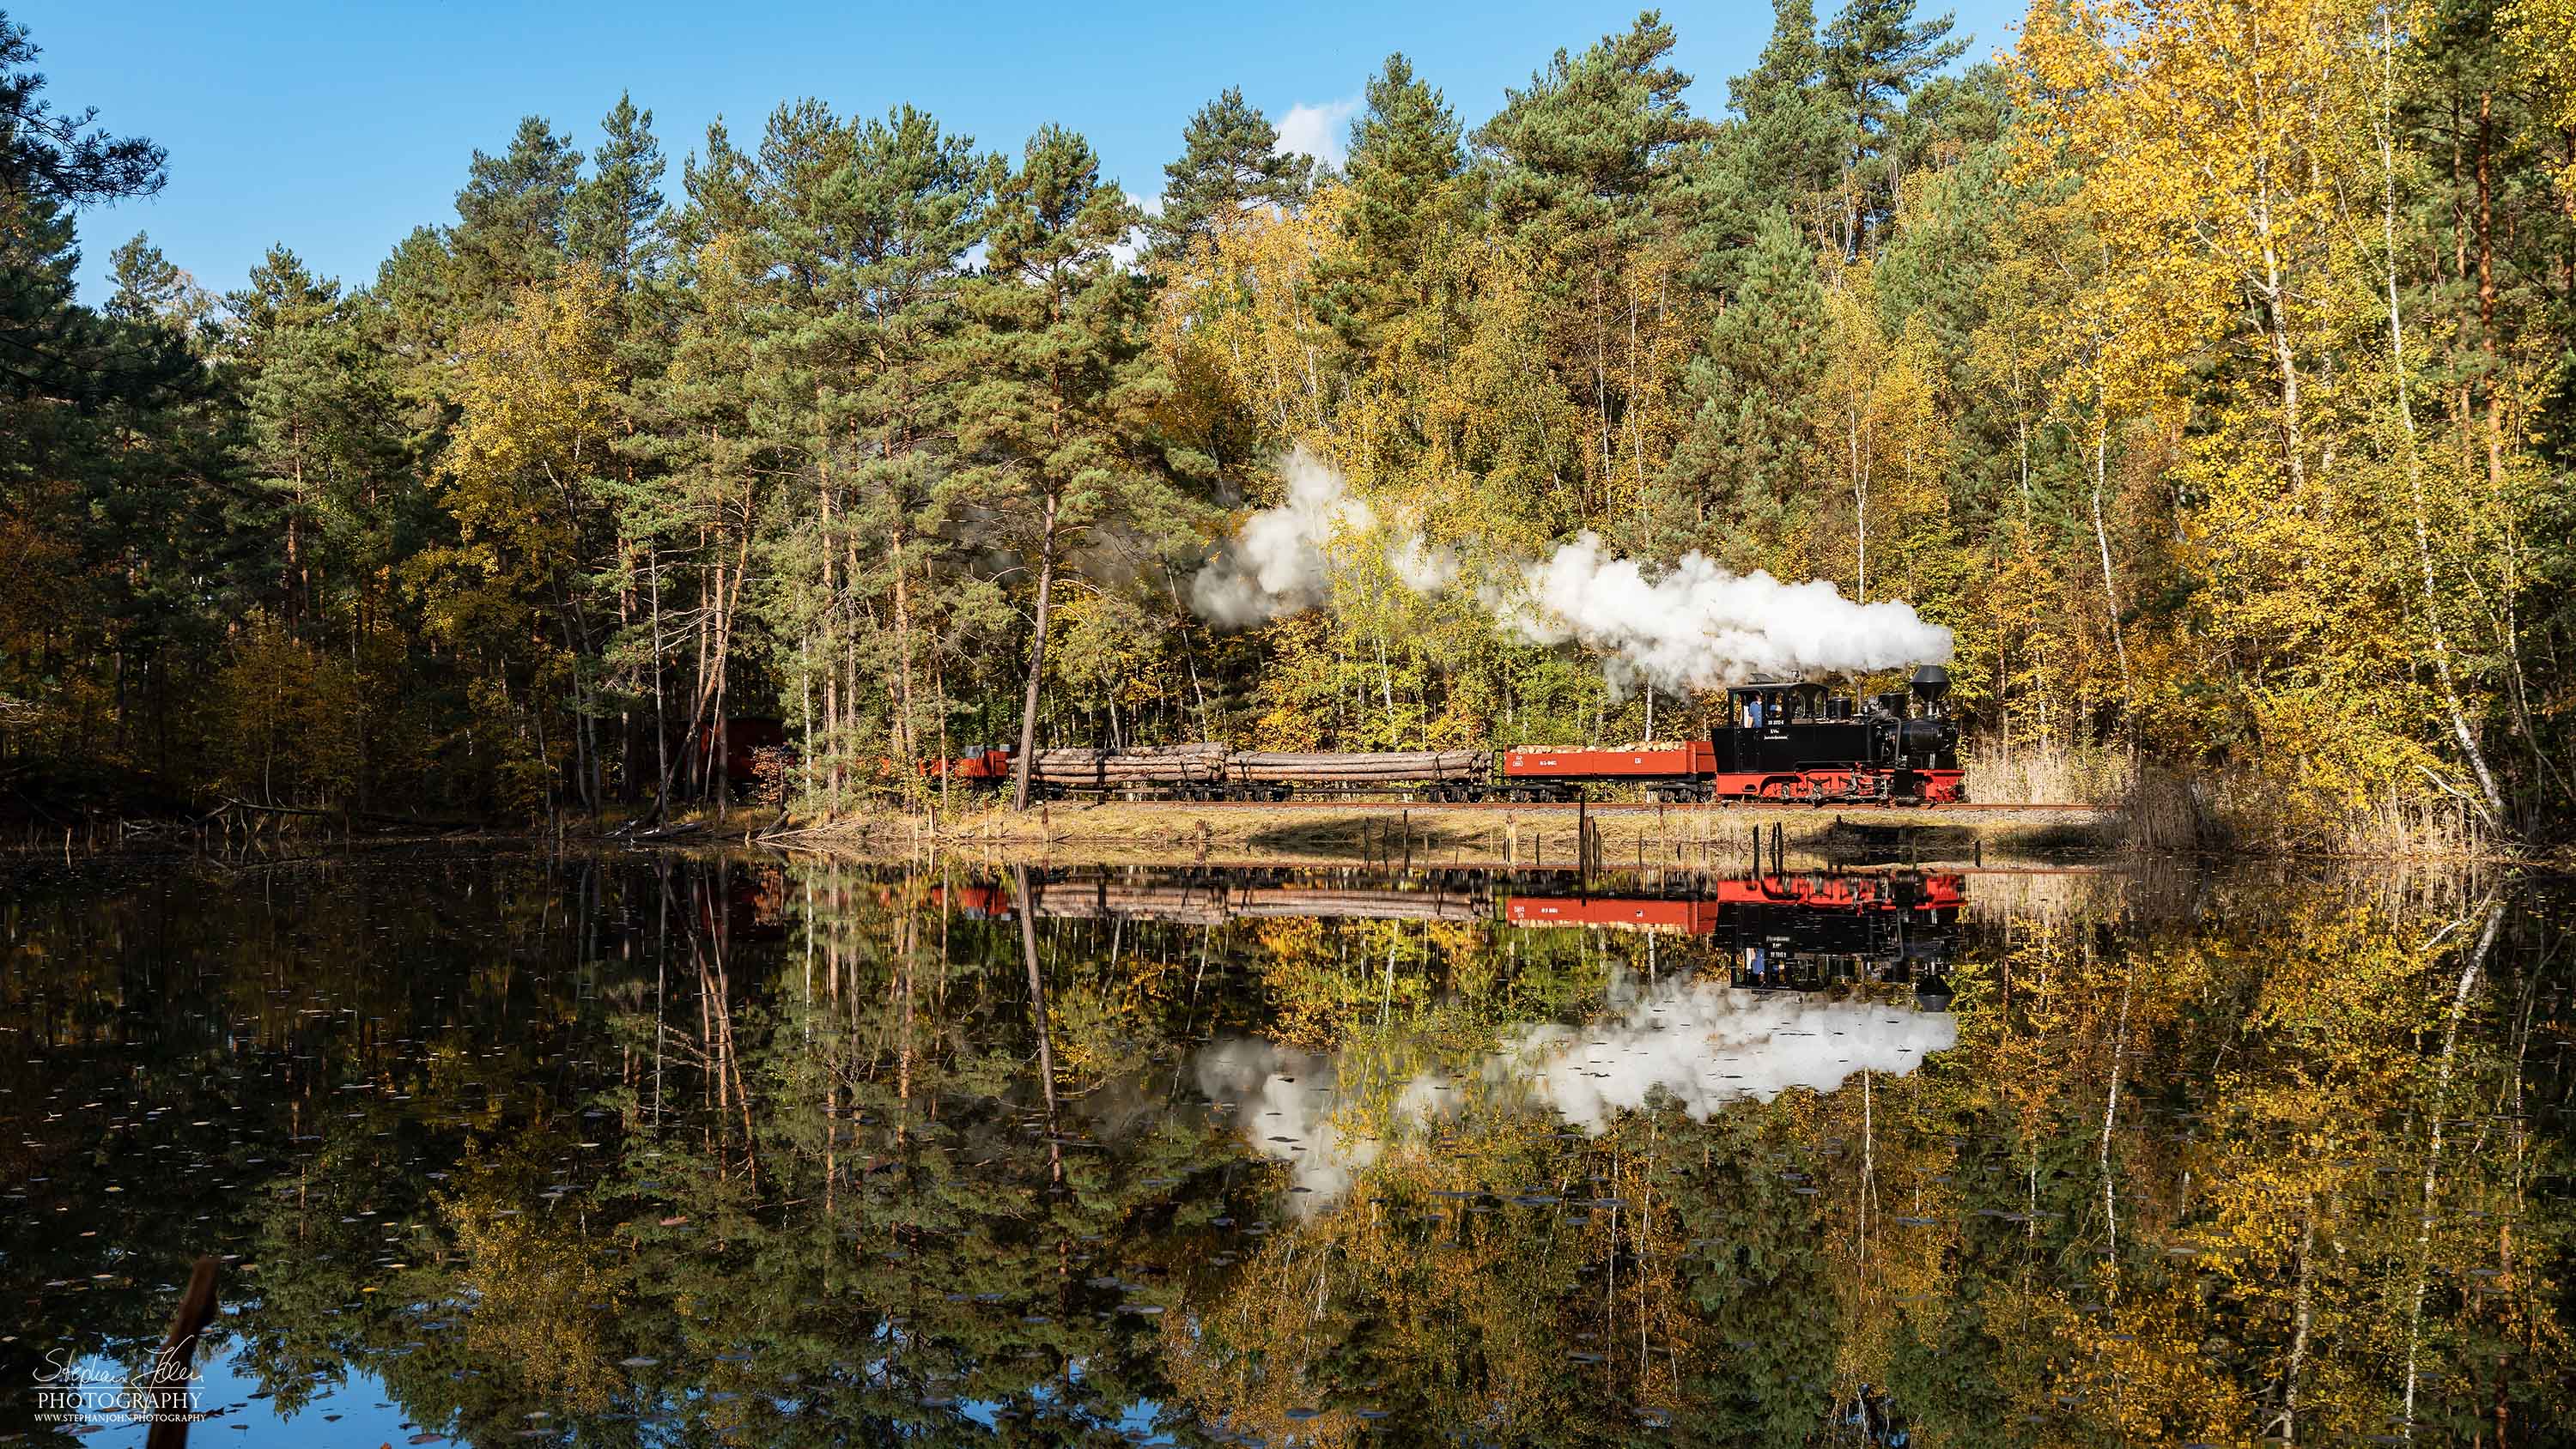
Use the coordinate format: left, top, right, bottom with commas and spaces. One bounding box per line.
1226, 750, 1483, 783
1026, 743, 1228, 784
1026, 878, 1487, 923
1024, 744, 1483, 786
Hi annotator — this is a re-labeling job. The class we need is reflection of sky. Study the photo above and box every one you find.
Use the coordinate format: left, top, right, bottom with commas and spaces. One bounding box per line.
61, 1342, 1178, 1446
69, 1338, 412, 1447
1196, 967, 1958, 1210
963, 1381, 1172, 1444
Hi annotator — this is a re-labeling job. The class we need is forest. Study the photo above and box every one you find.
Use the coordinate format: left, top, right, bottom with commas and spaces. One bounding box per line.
3, 0, 2573, 851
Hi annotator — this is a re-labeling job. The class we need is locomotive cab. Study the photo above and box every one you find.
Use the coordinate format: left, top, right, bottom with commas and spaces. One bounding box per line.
1710, 665, 1965, 803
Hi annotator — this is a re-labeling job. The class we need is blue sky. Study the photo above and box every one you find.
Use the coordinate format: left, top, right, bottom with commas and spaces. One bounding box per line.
21, 0, 2023, 306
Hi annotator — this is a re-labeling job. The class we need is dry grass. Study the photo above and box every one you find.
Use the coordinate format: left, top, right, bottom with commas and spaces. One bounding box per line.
2203, 777, 2492, 861
2122, 767, 2215, 854
1964, 737, 2136, 807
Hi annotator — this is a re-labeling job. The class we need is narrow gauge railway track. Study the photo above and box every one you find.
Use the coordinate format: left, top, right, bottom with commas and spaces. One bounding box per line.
1053, 797, 2087, 813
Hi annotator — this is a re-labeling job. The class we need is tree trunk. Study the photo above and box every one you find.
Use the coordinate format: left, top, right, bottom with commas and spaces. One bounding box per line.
2477, 90, 2502, 492
1011, 492, 1060, 811
2272, 1198, 2318, 1445
1013, 864, 1064, 1186
2381, 33, 2508, 829
2093, 417, 2134, 734
892, 512, 919, 768
2404, 897, 2504, 1434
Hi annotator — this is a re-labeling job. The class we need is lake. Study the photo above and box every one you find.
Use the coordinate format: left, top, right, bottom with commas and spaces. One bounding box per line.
3, 849, 2567, 1446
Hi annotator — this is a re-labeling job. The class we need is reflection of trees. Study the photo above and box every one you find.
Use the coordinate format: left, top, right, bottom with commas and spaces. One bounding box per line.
3, 858, 2569, 1446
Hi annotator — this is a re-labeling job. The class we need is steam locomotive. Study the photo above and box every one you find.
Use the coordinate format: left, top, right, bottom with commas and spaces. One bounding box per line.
946, 664, 1962, 805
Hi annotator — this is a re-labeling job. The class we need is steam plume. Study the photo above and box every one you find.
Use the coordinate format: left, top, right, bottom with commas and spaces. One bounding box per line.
1191, 454, 1951, 690
1509, 534, 1953, 695
1189, 446, 1455, 627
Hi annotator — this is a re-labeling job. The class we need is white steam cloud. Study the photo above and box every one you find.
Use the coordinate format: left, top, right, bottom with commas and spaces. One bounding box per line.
1509, 535, 1954, 696
1194, 969, 1956, 1211
1189, 446, 1457, 627
1190, 453, 1953, 691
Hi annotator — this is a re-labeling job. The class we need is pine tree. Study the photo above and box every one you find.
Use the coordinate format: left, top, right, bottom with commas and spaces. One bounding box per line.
1820, 0, 1966, 258
1723, 0, 1850, 243
764, 101, 997, 782
1660, 208, 1826, 563
960, 125, 1191, 806
629, 118, 777, 819
0, 12, 162, 211
1476, 11, 1704, 230
451, 115, 582, 306
1473, 10, 1711, 520
103, 233, 211, 332
1152, 87, 1310, 253
1325, 53, 1466, 354
226, 247, 404, 636
568, 94, 667, 282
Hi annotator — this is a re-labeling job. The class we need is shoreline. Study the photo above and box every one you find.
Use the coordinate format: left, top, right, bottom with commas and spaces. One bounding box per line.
15, 799, 2554, 872
756, 799, 2121, 870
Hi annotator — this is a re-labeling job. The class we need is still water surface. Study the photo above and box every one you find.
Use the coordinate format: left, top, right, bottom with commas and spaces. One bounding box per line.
2, 851, 2567, 1446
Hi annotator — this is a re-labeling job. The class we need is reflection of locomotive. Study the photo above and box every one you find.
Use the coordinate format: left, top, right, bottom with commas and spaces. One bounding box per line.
908, 666, 1965, 806
1504, 870, 1962, 1005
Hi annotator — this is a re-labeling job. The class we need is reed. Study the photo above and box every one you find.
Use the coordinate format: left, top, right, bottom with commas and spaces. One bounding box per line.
1963, 737, 2135, 807
2207, 778, 2488, 860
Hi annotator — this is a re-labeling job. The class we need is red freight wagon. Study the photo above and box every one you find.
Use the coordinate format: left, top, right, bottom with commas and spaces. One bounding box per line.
1504, 742, 1716, 781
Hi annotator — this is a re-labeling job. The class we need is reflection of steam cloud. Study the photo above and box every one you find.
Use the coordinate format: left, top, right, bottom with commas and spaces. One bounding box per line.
1504, 971, 1957, 1133
1194, 1040, 1378, 1205
1194, 971, 1956, 1209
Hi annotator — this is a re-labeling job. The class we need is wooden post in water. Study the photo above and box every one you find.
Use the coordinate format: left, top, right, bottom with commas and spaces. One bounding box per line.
1576, 795, 1588, 893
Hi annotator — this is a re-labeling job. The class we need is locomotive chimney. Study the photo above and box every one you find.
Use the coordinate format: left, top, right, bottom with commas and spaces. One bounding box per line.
1908, 665, 1950, 706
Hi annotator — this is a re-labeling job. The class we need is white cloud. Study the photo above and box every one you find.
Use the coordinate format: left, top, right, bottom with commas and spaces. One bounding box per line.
1107, 192, 1163, 270
1274, 95, 1360, 175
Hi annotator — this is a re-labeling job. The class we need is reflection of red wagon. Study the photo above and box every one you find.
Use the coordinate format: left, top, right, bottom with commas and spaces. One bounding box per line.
930, 882, 1016, 920
1504, 872, 1964, 932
